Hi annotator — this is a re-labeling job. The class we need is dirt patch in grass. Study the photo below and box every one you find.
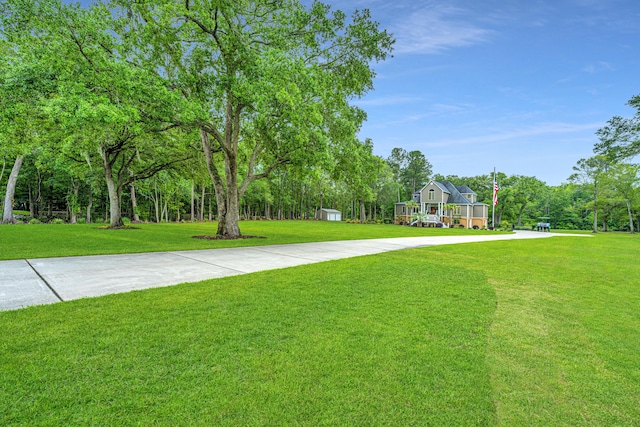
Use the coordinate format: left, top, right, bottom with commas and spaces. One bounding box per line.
192, 234, 266, 240
96, 226, 141, 230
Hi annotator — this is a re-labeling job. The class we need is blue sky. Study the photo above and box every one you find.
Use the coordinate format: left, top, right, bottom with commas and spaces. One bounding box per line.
339, 0, 640, 185
75, 0, 640, 185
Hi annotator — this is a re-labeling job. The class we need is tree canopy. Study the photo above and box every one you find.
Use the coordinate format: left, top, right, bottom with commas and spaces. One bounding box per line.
106, 0, 394, 236
1, 0, 394, 233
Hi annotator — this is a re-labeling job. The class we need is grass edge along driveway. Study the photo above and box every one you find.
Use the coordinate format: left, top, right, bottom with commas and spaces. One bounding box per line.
1, 249, 497, 426
1, 231, 638, 425
0, 220, 506, 260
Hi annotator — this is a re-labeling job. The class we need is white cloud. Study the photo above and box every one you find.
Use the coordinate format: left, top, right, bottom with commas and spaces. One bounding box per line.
353, 95, 423, 107
582, 61, 614, 73
422, 122, 601, 148
393, 4, 494, 54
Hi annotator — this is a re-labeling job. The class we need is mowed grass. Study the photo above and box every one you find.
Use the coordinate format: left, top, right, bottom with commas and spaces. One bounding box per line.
0, 220, 498, 260
430, 232, 640, 426
1, 231, 638, 425
0, 251, 496, 426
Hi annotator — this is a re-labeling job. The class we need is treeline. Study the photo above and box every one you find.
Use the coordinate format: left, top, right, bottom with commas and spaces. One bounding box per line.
1, 2, 638, 233
3, 137, 639, 232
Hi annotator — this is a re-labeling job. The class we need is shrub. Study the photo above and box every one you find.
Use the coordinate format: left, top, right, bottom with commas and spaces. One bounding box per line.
29, 218, 42, 224
50, 218, 65, 225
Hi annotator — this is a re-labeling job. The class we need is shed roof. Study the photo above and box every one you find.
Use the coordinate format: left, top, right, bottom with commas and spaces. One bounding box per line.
321, 208, 341, 213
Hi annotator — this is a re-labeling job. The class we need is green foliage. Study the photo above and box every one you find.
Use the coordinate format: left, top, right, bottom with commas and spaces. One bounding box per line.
387, 147, 432, 199
595, 94, 640, 161
100, 0, 394, 236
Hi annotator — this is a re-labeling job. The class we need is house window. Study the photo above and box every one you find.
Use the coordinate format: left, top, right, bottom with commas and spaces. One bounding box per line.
453, 206, 461, 215
428, 189, 435, 200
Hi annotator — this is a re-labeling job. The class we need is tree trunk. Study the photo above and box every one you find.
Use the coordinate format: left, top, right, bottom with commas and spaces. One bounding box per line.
69, 181, 80, 224
299, 184, 304, 220
2, 155, 23, 225
220, 162, 241, 235
35, 170, 42, 218
626, 200, 634, 234
28, 175, 39, 218
360, 199, 366, 223
28, 184, 35, 218
0, 157, 6, 186
86, 193, 93, 224
517, 205, 525, 226
162, 196, 168, 222
200, 130, 231, 236
190, 180, 195, 222
592, 191, 598, 233
130, 182, 140, 222
199, 184, 205, 221
153, 181, 161, 223
219, 137, 241, 236
105, 173, 124, 228
99, 146, 125, 228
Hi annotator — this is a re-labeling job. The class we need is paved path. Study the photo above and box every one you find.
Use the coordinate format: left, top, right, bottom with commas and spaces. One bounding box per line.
0, 231, 586, 311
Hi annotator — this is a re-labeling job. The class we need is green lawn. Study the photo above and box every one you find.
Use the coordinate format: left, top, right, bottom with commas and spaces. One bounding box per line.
0, 220, 498, 260
432, 233, 640, 426
1, 228, 638, 425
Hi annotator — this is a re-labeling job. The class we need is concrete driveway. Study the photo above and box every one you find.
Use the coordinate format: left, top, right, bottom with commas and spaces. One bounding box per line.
0, 230, 586, 311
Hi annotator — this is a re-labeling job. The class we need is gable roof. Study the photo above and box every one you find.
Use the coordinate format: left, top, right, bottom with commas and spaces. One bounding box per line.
438, 181, 471, 204
430, 181, 450, 193
412, 180, 487, 206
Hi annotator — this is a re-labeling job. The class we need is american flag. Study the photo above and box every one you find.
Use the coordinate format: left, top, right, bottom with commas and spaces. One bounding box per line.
493, 182, 499, 206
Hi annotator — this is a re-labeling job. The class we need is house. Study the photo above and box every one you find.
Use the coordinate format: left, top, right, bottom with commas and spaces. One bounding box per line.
320, 208, 342, 221
394, 180, 488, 229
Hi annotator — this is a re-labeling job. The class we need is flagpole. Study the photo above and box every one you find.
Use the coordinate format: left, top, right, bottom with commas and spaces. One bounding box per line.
492, 167, 496, 230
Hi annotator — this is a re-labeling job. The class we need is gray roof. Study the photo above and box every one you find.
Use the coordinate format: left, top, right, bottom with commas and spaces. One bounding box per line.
321, 209, 341, 213
408, 180, 488, 206
432, 181, 450, 193
437, 181, 472, 204
456, 185, 475, 195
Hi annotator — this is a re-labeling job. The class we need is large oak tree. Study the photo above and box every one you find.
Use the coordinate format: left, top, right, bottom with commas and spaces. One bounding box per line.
110, 0, 393, 237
